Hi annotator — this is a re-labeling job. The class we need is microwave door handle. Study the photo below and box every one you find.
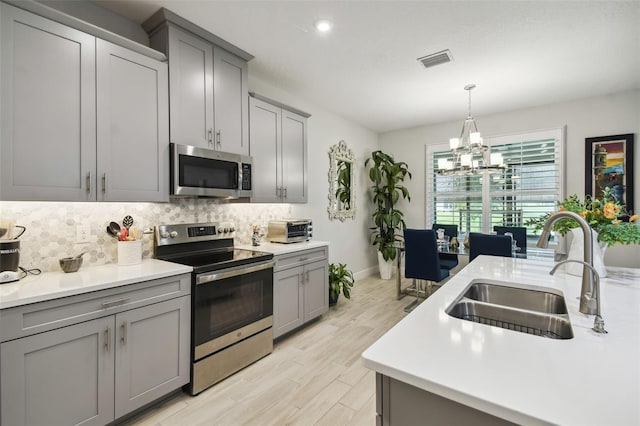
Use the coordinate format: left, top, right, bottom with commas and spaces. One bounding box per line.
236, 163, 242, 190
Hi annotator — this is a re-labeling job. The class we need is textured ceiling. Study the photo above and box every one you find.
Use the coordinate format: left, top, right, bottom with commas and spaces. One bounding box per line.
93, 0, 640, 133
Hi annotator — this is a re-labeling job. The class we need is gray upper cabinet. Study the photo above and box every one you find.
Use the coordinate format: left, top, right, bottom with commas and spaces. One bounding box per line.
0, 3, 169, 202
96, 39, 169, 202
0, 3, 96, 201
145, 10, 250, 156
250, 95, 309, 203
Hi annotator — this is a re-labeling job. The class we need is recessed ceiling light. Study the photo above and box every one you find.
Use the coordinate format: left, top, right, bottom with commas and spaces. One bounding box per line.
315, 19, 333, 33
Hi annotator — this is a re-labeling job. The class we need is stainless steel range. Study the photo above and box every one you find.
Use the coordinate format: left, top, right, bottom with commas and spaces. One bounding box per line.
154, 222, 274, 395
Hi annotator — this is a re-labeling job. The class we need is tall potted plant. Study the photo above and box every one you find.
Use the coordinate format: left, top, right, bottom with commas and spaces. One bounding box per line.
365, 150, 411, 279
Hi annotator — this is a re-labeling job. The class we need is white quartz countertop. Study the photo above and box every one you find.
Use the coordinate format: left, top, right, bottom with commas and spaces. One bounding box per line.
237, 240, 329, 256
362, 256, 640, 426
0, 259, 193, 310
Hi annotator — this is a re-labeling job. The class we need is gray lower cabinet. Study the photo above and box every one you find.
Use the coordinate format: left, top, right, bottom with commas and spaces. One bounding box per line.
376, 373, 517, 426
0, 3, 169, 202
249, 95, 309, 203
273, 247, 328, 338
147, 18, 249, 155
0, 274, 191, 425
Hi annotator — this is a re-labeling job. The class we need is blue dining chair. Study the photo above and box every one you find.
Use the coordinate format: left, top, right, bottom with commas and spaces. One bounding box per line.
432, 223, 459, 270
469, 232, 513, 262
494, 226, 527, 256
403, 229, 450, 312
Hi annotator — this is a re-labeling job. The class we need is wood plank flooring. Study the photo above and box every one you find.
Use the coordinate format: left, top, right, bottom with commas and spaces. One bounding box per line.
122, 274, 412, 426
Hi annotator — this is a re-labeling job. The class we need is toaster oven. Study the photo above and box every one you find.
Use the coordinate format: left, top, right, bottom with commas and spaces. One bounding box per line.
267, 220, 312, 243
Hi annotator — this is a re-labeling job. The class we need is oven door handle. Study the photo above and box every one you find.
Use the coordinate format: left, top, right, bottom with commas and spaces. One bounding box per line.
196, 260, 275, 285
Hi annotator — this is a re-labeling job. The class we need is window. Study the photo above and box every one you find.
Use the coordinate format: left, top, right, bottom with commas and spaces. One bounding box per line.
426, 127, 565, 247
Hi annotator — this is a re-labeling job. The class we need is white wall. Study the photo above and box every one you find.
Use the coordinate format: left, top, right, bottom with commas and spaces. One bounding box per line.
379, 89, 640, 267
248, 75, 380, 278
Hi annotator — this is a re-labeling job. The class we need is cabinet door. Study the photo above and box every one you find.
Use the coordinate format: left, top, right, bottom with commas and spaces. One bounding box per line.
0, 317, 115, 426
167, 26, 214, 149
281, 109, 308, 203
213, 46, 249, 156
303, 260, 329, 322
249, 97, 282, 203
0, 3, 96, 201
96, 39, 169, 202
273, 266, 304, 338
114, 296, 190, 418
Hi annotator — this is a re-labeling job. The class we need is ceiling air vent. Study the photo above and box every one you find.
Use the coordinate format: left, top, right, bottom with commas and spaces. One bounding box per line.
417, 49, 453, 69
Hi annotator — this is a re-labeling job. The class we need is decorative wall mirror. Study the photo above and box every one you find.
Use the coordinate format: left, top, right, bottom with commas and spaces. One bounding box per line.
328, 140, 356, 221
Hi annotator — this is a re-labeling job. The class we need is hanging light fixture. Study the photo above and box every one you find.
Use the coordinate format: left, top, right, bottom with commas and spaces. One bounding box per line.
438, 84, 505, 175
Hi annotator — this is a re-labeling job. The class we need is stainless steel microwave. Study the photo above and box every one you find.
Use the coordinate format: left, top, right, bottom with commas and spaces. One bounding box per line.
171, 143, 252, 199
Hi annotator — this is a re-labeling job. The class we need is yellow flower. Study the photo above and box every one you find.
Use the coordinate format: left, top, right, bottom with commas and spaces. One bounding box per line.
603, 202, 617, 219
580, 211, 587, 218
630, 214, 639, 222
559, 206, 566, 211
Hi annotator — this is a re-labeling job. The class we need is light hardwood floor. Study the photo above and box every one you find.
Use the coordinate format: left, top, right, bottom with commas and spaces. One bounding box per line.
122, 274, 412, 426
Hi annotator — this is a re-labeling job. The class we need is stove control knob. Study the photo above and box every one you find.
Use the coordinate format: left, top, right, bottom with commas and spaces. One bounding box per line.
160, 231, 169, 239
223, 228, 229, 233
229, 227, 235, 233
169, 231, 178, 238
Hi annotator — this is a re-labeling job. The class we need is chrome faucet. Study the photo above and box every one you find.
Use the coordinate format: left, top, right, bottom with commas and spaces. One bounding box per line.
550, 260, 607, 334
536, 211, 596, 315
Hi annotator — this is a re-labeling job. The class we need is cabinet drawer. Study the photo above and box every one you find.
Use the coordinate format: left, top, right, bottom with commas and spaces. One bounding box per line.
0, 274, 190, 342
274, 247, 328, 272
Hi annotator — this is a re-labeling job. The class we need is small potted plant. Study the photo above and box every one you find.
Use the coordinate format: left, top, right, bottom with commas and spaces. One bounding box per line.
329, 262, 355, 306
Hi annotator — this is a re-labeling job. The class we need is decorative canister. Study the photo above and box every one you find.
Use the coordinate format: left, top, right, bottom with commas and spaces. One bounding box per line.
117, 240, 142, 266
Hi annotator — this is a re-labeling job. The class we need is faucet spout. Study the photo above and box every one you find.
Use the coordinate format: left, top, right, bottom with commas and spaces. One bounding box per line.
550, 259, 607, 334
536, 211, 596, 315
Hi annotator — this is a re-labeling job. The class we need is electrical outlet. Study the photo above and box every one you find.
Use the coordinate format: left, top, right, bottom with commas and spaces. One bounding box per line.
76, 225, 90, 243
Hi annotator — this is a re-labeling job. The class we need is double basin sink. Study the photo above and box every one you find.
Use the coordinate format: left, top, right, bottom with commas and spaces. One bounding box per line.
446, 280, 574, 339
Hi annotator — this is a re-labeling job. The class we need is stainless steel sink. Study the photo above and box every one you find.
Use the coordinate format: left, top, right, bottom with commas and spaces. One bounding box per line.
446, 280, 574, 340
462, 281, 567, 314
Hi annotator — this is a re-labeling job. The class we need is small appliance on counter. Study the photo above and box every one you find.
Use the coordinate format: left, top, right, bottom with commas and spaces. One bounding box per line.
0, 223, 26, 284
267, 219, 312, 243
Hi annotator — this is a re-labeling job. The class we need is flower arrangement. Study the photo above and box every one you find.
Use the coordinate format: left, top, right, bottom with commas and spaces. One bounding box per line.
525, 187, 640, 247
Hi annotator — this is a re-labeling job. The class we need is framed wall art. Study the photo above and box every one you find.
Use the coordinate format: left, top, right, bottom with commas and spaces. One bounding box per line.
585, 133, 634, 215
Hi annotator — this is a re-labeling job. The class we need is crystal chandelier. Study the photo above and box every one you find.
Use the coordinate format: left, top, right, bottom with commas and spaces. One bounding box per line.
438, 84, 505, 175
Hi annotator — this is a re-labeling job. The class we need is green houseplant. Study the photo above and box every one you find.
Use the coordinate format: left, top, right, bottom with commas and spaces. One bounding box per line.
329, 262, 355, 306
365, 150, 411, 279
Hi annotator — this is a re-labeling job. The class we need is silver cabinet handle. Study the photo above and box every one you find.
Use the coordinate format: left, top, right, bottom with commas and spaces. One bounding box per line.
102, 173, 107, 194
283, 187, 287, 199
104, 327, 111, 352
120, 321, 127, 345
101, 298, 130, 309
299, 257, 309, 262
216, 130, 221, 146
208, 128, 213, 147
306, 271, 309, 282
300, 272, 305, 284
86, 172, 92, 194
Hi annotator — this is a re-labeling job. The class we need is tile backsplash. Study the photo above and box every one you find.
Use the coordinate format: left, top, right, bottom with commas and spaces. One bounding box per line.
1, 200, 290, 272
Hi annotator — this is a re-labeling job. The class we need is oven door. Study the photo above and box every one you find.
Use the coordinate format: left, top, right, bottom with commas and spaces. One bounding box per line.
193, 260, 274, 360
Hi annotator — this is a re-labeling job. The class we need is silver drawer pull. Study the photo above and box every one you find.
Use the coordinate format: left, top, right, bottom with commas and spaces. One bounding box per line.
299, 257, 309, 261
101, 298, 130, 309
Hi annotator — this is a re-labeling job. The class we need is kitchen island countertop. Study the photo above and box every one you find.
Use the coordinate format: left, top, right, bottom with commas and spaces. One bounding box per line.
0, 259, 192, 310
362, 255, 640, 426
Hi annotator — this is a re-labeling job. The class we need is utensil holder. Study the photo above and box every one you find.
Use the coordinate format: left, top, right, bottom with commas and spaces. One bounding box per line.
117, 241, 142, 266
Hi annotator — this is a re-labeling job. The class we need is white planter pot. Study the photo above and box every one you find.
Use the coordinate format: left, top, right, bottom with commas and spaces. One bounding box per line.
377, 251, 394, 280
565, 228, 607, 278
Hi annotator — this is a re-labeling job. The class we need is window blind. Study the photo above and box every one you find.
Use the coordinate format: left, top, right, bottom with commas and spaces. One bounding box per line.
426, 127, 565, 243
